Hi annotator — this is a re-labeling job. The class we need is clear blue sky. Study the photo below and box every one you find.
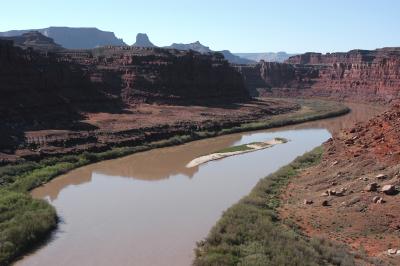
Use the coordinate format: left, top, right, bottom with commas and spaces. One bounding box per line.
1, 0, 399, 53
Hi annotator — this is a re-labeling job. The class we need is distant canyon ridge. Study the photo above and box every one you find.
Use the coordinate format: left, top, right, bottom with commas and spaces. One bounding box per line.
0, 27, 293, 64
1, 27, 400, 106
1, 27, 399, 105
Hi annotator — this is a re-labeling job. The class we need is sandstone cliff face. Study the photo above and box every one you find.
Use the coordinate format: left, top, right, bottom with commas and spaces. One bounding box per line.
242, 48, 400, 103
79, 46, 249, 104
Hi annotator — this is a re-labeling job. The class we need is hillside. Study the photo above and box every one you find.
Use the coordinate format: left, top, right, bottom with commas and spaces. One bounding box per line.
280, 106, 400, 264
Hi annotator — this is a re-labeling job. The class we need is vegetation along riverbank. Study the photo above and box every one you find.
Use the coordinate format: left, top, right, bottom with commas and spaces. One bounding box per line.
194, 147, 377, 265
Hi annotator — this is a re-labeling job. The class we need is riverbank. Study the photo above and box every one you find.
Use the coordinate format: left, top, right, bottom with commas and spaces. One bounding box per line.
194, 147, 370, 265
0, 99, 349, 265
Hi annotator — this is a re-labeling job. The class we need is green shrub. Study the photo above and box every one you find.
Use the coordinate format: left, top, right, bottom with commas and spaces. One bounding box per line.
0, 190, 56, 265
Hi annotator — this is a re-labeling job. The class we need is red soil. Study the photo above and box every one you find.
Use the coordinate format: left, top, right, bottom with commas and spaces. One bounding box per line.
280, 106, 400, 264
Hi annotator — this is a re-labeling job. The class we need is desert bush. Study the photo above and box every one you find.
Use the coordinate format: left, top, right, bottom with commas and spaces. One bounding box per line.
0, 190, 56, 265
194, 147, 355, 266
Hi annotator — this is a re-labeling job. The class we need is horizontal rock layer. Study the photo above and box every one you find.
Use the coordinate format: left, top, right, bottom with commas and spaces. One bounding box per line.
238, 48, 400, 103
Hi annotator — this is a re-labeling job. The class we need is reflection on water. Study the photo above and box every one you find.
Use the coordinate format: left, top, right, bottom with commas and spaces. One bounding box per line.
18, 103, 385, 266
32, 135, 242, 201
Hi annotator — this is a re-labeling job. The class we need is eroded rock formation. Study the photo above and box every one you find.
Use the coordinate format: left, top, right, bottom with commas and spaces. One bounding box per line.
239, 48, 400, 103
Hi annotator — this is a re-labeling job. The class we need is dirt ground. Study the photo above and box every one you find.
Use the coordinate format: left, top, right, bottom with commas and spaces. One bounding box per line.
1, 98, 299, 163
279, 106, 400, 265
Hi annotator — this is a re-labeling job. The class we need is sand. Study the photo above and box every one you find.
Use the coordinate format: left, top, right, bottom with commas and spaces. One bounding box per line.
186, 138, 286, 168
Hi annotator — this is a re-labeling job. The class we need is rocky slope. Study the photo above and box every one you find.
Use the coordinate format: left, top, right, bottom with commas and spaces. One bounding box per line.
238, 48, 400, 103
279, 106, 400, 264
0, 27, 126, 48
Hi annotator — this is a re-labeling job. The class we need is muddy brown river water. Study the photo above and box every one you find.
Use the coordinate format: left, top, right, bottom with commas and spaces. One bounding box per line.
15, 103, 384, 266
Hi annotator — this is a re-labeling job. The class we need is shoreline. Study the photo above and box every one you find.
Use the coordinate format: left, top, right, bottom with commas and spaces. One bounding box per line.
1, 99, 350, 266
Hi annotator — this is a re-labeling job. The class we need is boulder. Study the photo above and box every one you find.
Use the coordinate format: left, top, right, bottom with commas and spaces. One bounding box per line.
321, 191, 329, 197
376, 174, 387, 180
364, 183, 378, 192
304, 199, 313, 205
372, 196, 384, 204
388, 248, 397, 255
382, 185, 397, 195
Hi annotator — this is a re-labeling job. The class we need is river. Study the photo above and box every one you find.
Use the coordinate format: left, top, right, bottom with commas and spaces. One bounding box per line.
15, 103, 384, 266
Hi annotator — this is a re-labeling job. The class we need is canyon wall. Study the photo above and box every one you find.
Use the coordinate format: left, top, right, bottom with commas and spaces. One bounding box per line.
0, 38, 249, 122
0, 40, 108, 121
0, 37, 250, 157
239, 48, 400, 103
85, 46, 249, 104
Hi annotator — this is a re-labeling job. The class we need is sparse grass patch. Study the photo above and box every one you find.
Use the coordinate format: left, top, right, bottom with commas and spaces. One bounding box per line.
215, 144, 254, 154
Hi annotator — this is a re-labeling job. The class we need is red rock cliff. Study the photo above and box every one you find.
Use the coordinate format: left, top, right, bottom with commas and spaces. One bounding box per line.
241, 48, 400, 103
